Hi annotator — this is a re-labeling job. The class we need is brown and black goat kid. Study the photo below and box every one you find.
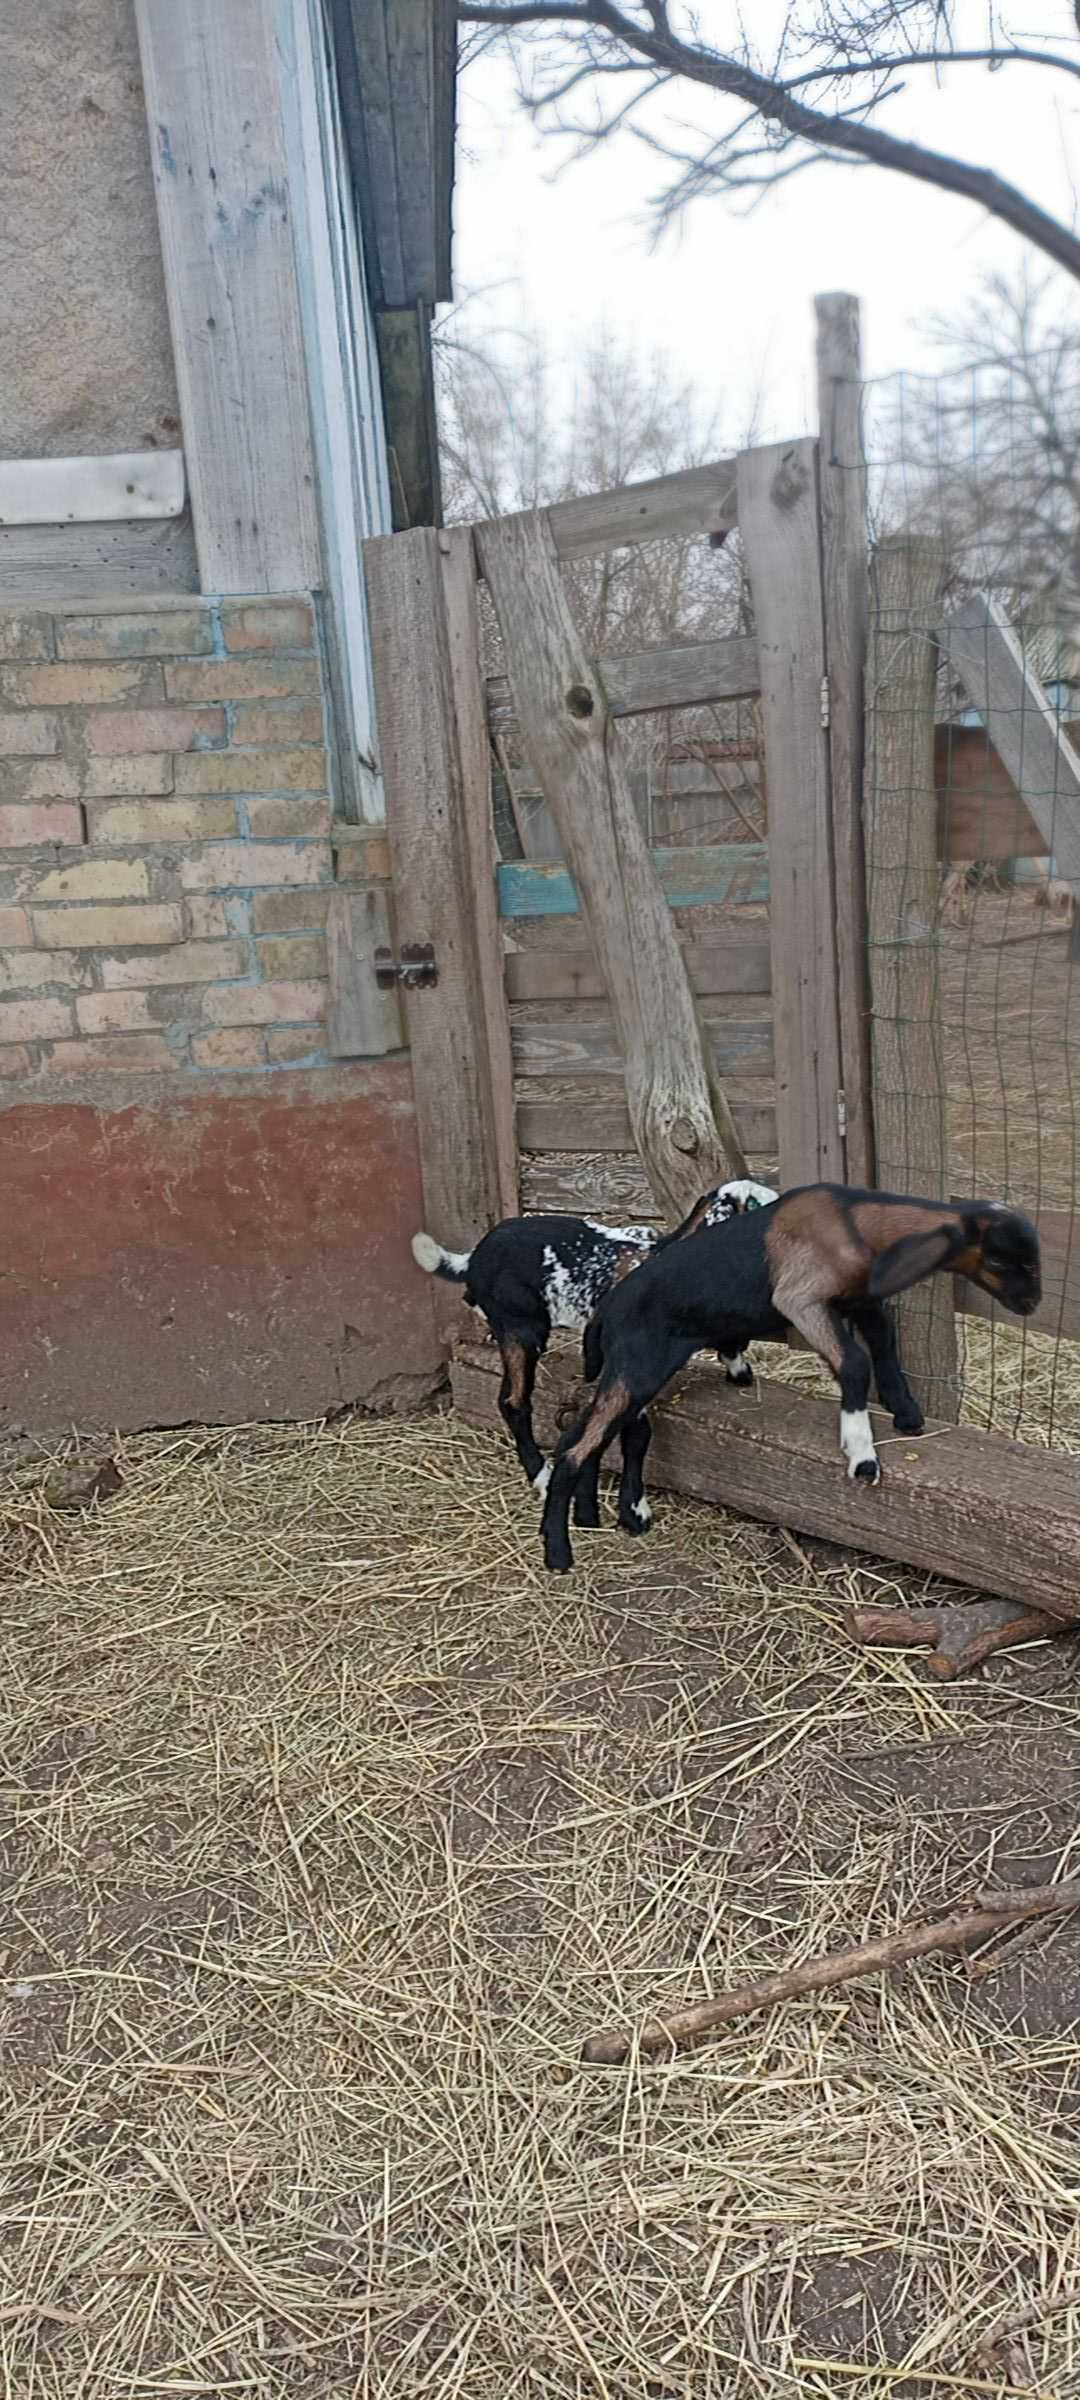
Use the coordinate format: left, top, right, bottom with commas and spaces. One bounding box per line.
541, 1185, 1041, 1573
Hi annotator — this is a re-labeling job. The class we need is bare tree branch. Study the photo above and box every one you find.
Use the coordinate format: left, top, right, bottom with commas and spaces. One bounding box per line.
458, 0, 1080, 282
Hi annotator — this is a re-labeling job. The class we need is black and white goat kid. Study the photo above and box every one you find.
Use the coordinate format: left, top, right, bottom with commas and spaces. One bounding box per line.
541, 1185, 1042, 1571
412, 1179, 777, 1501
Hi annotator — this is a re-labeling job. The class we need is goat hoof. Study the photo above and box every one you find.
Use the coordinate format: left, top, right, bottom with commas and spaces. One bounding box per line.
851, 1456, 882, 1486
573, 1497, 601, 1529
892, 1405, 924, 1435
619, 1497, 653, 1535
726, 1366, 754, 1388
544, 1544, 573, 1574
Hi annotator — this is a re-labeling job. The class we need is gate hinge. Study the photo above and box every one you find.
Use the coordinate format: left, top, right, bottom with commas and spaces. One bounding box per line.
375, 941, 438, 990
837, 1087, 847, 1138
820, 673, 830, 730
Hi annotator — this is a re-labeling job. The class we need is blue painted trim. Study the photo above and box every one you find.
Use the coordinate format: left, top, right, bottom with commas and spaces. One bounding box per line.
498, 845, 770, 918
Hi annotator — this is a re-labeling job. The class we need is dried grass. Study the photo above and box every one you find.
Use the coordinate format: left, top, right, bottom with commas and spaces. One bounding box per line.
1, 1386, 1080, 2399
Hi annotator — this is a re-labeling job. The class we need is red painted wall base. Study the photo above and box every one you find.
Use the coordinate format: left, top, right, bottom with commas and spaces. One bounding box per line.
1, 1065, 443, 1438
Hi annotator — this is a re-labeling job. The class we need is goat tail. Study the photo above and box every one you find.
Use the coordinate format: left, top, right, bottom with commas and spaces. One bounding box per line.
582, 1309, 605, 1384
411, 1230, 472, 1283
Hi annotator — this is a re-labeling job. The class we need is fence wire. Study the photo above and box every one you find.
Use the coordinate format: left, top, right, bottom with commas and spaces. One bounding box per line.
862, 358, 1080, 1452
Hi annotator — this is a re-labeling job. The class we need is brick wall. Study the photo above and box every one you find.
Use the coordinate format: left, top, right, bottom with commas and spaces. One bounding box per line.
0, 595, 387, 1084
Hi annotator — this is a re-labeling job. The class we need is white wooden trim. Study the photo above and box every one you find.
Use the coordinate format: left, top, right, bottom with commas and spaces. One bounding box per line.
134, 0, 320, 594
0, 451, 186, 527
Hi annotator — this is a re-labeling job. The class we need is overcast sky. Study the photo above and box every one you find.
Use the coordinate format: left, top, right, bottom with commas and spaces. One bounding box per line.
449, 4, 1080, 447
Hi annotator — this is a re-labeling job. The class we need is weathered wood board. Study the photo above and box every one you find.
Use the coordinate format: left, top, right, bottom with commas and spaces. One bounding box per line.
504, 940, 772, 1003
497, 847, 770, 918
452, 1343, 1080, 1623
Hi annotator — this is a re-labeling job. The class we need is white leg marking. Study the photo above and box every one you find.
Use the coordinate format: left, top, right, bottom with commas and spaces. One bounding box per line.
840, 1409, 880, 1483
725, 1351, 752, 1384
632, 1496, 652, 1526
533, 1461, 553, 1499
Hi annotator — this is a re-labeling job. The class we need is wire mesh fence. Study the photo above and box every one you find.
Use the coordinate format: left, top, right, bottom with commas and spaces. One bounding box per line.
862, 357, 1080, 1453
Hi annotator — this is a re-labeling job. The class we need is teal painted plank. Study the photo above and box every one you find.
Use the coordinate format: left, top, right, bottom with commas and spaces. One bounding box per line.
497, 844, 770, 918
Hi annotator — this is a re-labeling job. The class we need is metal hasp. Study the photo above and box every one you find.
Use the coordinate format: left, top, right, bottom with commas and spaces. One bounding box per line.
374, 941, 437, 990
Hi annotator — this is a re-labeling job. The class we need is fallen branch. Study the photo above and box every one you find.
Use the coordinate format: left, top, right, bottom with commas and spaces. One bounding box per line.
580, 1875, 1080, 2064
845, 1598, 1071, 1680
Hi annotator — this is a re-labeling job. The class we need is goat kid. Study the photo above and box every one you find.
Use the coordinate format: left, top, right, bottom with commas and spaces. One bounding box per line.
412, 1179, 777, 1502
542, 1185, 1041, 1572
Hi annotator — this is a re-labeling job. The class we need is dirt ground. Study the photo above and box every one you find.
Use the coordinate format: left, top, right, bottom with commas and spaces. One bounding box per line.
2, 1406, 1080, 2399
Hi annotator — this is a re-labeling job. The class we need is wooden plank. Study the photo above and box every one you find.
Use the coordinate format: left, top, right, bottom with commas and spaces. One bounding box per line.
134, 0, 320, 592
543, 460, 739, 561
865, 534, 958, 1419
505, 939, 772, 1003
326, 885, 402, 1056
476, 509, 750, 1212
486, 630, 759, 736
816, 293, 874, 1185
518, 1099, 777, 1156
439, 526, 518, 1218
954, 1205, 1080, 1345
363, 527, 504, 1334
512, 1016, 774, 1079
737, 438, 845, 1185
375, 303, 442, 530
0, 451, 186, 526
497, 846, 770, 919
0, 515, 198, 603
521, 1155, 664, 1220
940, 594, 1080, 885
451, 1343, 1080, 1623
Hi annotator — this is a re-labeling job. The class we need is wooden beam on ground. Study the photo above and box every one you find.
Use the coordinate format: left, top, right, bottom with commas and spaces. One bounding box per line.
134, 0, 320, 593
504, 939, 772, 1003
816, 293, 875, 1185
487, 632, 759, 740
940, 593, 1080, 885
738, 437, 845, 1186
865, 535, 959, 1419
476, 508, 749, 1213
363, 527, 506, 1334
451, 1343, 1080, 1625
542, 461, 739, 561
496, 847, 769, 919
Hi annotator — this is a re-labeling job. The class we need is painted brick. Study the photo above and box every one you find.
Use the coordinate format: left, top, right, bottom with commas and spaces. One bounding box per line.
266, 1028, 323, 1065
86, 706, 226, 756
0, 712, 59, 757
0, 995, 73, 1041
0, 614, 53, 661
82, 754, 175, 798
33, 903, 183, 949
185, 895, 231, 939
100, 938, 248, 989
245, 797, 332, 839
0, 663, 160, 706
75, 990, 157, 1035
0, 950, 91, 992
204, 978, 325, 1028
251, 889, 330, 935
0, 760, 80, 802
175, 747, 328, 796
221, 600, 314, 653
256, 934, 327, 980
0, 906, 32, 947
56, 609, 214, 661
46, 1035, 180, 1075
0, 1044, 32, 1077
180, 842, 332, 892
0, 803, 83, 848
87, 798, 238, 845
32, 858, 149, 903
191, 1028, 268, 1070
165, 658, 320, 703
231, 699, 324, 746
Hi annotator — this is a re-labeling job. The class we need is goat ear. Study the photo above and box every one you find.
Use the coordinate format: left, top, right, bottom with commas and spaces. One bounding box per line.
868, 1226, 953, 1299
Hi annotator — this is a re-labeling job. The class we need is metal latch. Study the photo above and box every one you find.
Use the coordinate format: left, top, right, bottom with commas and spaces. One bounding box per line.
374, 941, 437, 991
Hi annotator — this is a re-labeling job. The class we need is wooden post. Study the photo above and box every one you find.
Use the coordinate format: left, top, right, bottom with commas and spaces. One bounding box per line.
737, 437, 845, 1187
476, 510, 749, 1218
363, 527, 509, 1335
816, 294, 875, 1186
864, 534, 959, 1418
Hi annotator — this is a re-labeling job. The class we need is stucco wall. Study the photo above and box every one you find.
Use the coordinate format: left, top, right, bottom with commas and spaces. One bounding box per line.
0, 0, 180, 458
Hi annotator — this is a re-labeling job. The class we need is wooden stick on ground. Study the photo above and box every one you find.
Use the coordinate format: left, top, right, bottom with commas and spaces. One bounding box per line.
846, 1599, 1072, 1680
580, 1875, 1080, 2065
